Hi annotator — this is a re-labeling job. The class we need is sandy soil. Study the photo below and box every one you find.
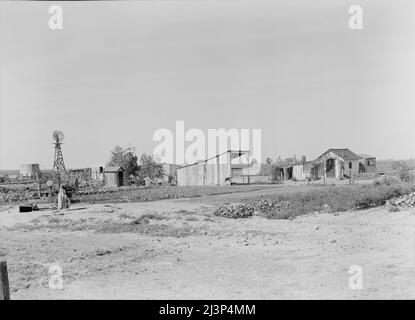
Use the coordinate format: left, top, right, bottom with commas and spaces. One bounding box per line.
1, 190, 415, 299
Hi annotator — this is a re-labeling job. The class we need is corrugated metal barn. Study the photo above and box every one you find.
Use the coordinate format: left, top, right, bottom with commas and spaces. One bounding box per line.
177, 150, 250, 186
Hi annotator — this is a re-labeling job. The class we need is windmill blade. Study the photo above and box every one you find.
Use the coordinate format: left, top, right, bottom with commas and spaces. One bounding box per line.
52, 130, 64, 142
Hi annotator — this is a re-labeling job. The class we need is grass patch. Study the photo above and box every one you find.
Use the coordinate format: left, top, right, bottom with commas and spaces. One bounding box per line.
176, 209, 193, 215
118, 213, 135, 219
96, 221, 196, 237
185, 216, 199, 222
9, 214, 195, 238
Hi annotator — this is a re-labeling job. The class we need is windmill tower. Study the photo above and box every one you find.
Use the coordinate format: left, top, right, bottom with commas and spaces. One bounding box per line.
52, 130, 67, 185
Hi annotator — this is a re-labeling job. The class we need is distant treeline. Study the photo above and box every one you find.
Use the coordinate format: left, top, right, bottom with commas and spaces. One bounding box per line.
376, 159, 415, 173
0, 169, 19, 176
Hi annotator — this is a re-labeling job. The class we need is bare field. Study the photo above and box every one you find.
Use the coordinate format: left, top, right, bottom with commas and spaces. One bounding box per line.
1, 184, 415, 299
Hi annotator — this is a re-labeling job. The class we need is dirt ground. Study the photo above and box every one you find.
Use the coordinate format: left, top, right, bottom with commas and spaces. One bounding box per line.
1, 186, 415, 299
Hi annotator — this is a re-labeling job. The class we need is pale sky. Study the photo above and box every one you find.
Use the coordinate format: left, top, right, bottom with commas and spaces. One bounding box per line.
0, 0, 414, 169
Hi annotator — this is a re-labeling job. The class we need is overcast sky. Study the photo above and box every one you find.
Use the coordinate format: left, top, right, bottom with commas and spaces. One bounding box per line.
0, 0, 414, 169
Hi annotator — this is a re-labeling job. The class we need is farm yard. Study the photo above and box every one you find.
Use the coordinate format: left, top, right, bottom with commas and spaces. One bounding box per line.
2, 136, 413, 299
1, 0, 415, 304
1, 180, 415, 299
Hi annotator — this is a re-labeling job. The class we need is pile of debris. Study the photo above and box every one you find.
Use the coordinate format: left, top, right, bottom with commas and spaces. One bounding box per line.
385, 192, 415, 212
214, 199, 292, 219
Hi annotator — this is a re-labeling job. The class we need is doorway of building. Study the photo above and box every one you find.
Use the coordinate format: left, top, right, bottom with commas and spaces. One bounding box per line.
287, 167, 293, 179
326, 158, 335, 177
118, 171, 124, 186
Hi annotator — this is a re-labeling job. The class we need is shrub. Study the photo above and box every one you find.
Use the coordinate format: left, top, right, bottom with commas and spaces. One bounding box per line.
373, 175, 400, 186
392, 161, 411, 182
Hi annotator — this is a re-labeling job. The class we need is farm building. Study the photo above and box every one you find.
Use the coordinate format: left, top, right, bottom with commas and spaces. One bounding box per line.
91, 165, 105, 181
232, 163, 274, 184
177, 150, 251, 186
313, 148, 360, 179
177, 148, 371, 185
359, 154, 377, 173
67, 168, 92, 183
104, 166, 127, 187
19, 163, 42, 180
274, 148, 362, 181
272, 155, 313, 181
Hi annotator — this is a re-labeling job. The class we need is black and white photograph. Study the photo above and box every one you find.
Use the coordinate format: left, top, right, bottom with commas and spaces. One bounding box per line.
0, 0, 414, 306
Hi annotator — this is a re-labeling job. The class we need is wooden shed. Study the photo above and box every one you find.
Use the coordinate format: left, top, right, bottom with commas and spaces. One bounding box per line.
104, 166, 127, 187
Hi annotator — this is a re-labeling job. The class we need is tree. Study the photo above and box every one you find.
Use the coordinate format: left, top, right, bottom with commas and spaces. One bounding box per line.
265, 157, 273, 165
392, 161, 411, 182
107, 146, 139, 178
137, 153, 165, 182
284, 157, 294, 163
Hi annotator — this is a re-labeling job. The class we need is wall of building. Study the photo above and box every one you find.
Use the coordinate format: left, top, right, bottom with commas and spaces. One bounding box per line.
104, 171, 127, 187
91, 166, 104, 181
291, 162, 314, 181
177, 152, 232, 186
67, 168, 92, 183
19, 164, 41, 179
177, 162, 204, 186
361, 157, 377, 173
339, 159, 359, 177
105, 172, 118, 187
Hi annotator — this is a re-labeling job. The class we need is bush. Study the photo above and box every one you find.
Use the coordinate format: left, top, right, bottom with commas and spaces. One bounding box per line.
373, 175, 400, 186
392, 161, 411, 182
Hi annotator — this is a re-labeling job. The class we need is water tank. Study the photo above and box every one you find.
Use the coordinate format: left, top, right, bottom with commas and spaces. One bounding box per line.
19, 163, 42, 179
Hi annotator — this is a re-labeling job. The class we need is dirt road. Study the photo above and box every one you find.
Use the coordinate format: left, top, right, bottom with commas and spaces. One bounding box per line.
1, 192, 414, 299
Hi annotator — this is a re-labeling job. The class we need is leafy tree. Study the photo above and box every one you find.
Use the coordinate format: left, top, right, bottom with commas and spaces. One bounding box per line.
137, 153, 165, 182
392, 161, 411, 182
107, 146, 139, 178
265, 157, 273, 164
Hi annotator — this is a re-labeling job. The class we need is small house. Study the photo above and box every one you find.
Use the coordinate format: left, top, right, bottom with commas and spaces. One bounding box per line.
313, 148, 361, 179
104, 166, 127, 187
359, 154, 377, 173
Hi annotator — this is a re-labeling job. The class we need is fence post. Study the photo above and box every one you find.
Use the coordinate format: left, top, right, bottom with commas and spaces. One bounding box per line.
0, 260, 10, 300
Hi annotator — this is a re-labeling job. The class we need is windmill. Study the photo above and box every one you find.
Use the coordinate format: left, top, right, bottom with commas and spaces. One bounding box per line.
52, 130, 67, 181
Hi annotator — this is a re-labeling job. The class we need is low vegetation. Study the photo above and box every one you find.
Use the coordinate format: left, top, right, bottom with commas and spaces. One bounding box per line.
74, 185, 274, 204
0, 183, 274, 205
8, 214, 197, 237
214, 179, 415, 219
